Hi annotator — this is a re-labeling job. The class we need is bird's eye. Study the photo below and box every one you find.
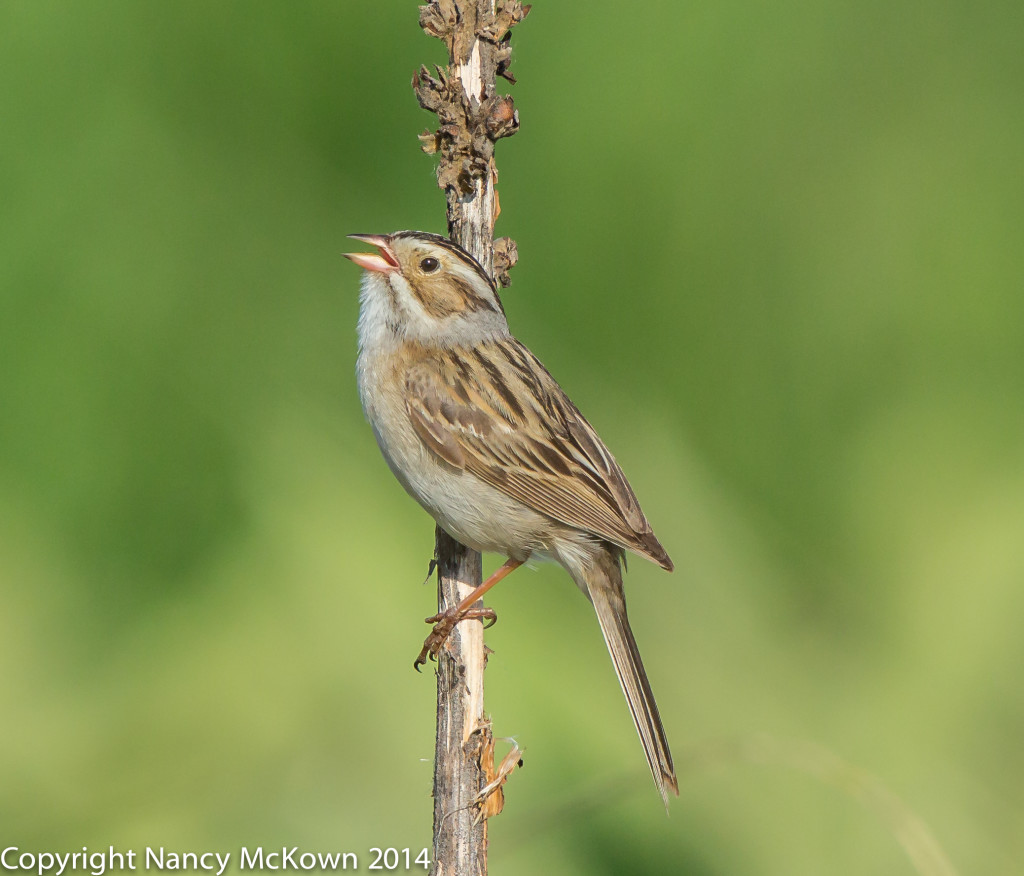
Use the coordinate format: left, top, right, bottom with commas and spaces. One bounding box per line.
420, 257, 440, 273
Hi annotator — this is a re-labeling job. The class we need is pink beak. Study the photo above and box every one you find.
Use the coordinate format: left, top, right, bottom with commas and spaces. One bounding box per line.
342, 234, 400, 273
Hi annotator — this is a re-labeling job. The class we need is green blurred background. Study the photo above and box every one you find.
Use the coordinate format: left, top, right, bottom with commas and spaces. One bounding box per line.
2, 1, 1022, 873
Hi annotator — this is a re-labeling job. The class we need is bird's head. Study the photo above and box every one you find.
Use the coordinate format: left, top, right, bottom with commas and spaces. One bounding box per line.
344, 231, 508, 348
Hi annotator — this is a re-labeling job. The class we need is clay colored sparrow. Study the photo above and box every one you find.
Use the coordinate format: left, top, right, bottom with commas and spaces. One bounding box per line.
343, 231, 678, 804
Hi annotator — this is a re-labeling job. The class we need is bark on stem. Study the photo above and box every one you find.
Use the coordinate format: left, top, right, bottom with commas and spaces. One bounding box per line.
430, 530, 487, 876
431, 23, 495, 876
414, 2, 529, 873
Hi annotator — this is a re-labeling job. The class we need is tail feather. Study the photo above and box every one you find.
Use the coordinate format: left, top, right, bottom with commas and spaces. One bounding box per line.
586, 548, 678, 806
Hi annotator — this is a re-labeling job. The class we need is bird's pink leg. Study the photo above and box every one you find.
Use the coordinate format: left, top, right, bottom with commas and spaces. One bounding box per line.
414, 557, 524, 670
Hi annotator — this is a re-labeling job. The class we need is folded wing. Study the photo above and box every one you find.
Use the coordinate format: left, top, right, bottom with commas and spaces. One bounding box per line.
404, 338, 673, 571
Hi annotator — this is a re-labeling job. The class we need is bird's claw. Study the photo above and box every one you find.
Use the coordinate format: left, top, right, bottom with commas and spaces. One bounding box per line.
413, 606, 498, 670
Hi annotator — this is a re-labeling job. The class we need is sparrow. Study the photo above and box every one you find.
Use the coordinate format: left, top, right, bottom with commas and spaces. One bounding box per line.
343, 231, 678, 804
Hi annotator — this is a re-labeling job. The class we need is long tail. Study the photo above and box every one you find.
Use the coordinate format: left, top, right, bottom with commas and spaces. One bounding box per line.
585, 547, 678, 807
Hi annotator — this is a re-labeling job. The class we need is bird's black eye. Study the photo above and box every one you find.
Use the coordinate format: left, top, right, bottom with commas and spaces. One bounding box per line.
420, 256, 440, 273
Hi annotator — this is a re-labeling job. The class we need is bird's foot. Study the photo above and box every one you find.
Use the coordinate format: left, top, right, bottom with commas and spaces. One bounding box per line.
413, 606, 498, 671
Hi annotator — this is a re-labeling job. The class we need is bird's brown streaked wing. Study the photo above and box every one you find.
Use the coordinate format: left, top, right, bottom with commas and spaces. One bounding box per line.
403, 363, 468, 469
404, 341, 673, 570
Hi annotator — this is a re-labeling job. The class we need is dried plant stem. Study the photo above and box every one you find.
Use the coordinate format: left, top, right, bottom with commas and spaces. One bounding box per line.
430, 530, 487, 875
413, 2, 530, 874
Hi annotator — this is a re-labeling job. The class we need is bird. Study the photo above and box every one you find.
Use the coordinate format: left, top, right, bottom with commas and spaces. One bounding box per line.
343, 231, 678, 804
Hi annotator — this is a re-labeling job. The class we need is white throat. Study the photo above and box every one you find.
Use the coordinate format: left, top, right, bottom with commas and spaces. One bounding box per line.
356, 270, 510, 355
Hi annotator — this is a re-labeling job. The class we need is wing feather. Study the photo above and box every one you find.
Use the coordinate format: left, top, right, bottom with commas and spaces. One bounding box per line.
403, 339, 673, 570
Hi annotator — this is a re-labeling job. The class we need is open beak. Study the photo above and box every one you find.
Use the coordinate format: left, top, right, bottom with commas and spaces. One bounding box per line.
342, 234, 401, 273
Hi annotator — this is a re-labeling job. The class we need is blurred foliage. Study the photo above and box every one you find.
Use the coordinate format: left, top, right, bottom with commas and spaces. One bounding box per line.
2, 1, 1023, 874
